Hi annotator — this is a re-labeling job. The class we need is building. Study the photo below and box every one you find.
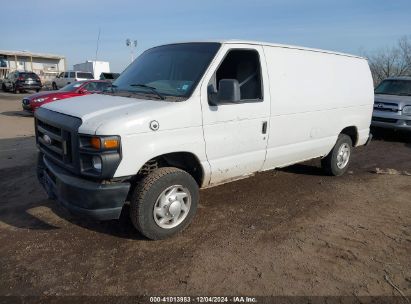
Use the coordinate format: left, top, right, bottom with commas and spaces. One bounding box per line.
0, 50, 66, 82
73, 60, 110, 80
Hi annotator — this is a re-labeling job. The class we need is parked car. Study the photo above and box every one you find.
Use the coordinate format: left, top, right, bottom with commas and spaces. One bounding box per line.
34, 41, 373, 240
2, 71, 42, 93
99, 72, 120, 81
22, 80, 111, 113
51, 71, 94, 90
371, 76, 411, 131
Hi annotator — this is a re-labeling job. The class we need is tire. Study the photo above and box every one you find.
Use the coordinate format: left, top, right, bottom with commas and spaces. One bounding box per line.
1, 84, 6, 92
130, 167, 199, 240
321, 134, 353, 176
36, 89, 40, 93
52, 82, 57, 90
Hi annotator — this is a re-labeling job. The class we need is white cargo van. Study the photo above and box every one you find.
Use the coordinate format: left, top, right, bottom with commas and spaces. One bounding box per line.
35, 41, 374, 239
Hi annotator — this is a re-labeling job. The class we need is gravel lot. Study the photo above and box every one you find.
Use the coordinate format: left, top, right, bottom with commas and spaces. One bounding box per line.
0, 92, 410, 297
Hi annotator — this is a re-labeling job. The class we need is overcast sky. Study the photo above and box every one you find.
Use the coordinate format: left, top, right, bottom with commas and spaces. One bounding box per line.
1, 0, 410, 72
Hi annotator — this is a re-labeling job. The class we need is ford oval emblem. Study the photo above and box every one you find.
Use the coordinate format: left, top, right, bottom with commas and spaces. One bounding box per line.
43, 134, 52, 145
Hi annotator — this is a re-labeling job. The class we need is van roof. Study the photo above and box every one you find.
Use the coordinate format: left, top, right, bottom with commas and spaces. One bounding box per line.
159, 40, 365, 60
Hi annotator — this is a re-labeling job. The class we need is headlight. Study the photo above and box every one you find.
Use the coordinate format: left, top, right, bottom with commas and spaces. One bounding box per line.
79, 135, 122, 178
402, 106, 411, 115
92, 156, 102, 171
33, 97, 48, 103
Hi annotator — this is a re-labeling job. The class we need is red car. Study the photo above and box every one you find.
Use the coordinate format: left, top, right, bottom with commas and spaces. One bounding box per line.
22, 80, 112, 113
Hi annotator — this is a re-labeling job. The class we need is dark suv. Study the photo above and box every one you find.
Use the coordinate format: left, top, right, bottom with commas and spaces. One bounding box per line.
2, 71, 42, 93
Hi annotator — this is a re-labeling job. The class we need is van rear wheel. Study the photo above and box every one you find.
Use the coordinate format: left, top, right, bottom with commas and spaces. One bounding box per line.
321, 134, 352, 176
130, 167, 199, 240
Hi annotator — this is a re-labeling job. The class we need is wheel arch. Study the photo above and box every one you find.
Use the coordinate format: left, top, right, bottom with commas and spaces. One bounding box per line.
340, 126, 359, 146
136, 151, 205, 187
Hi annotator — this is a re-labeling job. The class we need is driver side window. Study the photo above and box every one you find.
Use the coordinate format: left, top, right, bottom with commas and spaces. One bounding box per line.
213, 49, 263, 102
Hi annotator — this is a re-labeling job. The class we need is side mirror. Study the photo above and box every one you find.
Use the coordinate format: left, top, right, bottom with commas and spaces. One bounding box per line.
78, 88, 87, 94
207, 84, 218, 106
216, 79, 241, 105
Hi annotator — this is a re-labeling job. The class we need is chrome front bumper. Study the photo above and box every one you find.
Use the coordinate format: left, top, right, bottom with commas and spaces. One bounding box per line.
371, 110, 411, 130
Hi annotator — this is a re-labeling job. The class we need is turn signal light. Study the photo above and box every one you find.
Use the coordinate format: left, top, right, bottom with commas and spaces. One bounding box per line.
90, 137, 101, 149
103, 139, 119, 149
90, 137, 119, 150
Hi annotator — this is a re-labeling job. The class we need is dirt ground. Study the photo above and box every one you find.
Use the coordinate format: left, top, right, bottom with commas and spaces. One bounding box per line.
0, 92, 410, 298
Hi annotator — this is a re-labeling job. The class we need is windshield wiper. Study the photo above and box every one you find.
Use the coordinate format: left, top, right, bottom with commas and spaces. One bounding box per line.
130, 84, 165, 100
376, 92, 411, 96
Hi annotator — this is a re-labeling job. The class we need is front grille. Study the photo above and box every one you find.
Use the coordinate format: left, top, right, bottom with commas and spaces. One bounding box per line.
34, 107, 81, 174
372, 117, 398, 123
373, 102, 399, 112
22, 98, 30, 105
34, 108, 82, 174
36, 119, 72, 164
35, 108, 121, 180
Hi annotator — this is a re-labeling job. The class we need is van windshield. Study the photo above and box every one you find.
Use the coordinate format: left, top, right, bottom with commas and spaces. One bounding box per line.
375, 79, 411, 96
112, 43, 221, 100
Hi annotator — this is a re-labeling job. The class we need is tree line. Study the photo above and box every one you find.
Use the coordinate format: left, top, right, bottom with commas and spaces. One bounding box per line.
366, 36, 411, 87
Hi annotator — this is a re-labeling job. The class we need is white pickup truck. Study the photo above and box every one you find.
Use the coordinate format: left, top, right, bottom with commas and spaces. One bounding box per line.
35, 40, 374, 239
52, 71, 94, 90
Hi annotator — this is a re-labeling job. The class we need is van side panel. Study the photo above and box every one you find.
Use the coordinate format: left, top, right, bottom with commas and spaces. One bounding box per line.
262, 46, 373, 170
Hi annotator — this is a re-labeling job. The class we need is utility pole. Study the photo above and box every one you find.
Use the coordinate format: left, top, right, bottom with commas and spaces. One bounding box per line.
94, 28, 101, 79
126, 39, 138, 63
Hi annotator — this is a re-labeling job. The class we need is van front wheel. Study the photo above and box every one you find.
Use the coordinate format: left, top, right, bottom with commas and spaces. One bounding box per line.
321, 134, 352, 176
130, 167, 199, 240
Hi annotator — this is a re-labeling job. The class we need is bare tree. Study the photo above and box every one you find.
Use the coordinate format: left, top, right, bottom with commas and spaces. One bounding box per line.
366, 36, 411, 86
398, 36, 411, 69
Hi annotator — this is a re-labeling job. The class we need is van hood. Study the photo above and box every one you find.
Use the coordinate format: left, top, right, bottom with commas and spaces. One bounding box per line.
374, 94, 411, 109
41, 93, 181, 135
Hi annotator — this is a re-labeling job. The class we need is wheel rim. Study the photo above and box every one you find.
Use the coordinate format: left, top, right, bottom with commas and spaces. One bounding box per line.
336, 143, 350, 169
153, 185, 191, 229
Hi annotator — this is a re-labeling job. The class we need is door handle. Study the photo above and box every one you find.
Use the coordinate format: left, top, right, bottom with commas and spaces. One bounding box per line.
262, 121, 268, 134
